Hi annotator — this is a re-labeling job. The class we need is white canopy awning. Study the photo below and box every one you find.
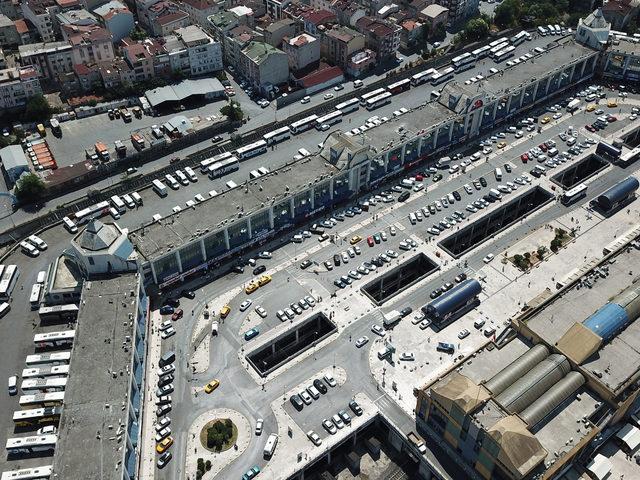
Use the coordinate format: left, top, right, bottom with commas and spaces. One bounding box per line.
586, 454, 612, 480
616, 423, 640, 451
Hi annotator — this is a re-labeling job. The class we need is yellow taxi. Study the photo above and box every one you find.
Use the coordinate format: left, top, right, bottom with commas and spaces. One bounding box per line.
540, 116, 551, 124
497, 141, 507, 149
586, 104, 596, 112
607, 99, 618, 108
350, 235, 362, 245
156, 436, 174, 453
257, 275, 272, 287
204, 379, 220, 393
245, 282, 259, 294
220, 305, 231, 318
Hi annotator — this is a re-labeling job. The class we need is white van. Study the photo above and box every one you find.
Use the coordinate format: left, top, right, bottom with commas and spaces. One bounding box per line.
174, 170, 189, 185
494, 168, 503, 181
437, 156, 452, 167
165, 174, 179, 190
226, 180, 238, 189
184, 166, 197, 182
211, 320, 219, 336
401, 179, 414, 188
7, 374, 17, 395
28, 235, 47, 250
547, 147, 558, 157
122, 193, 135, 209
131, 192, 143, 206
62, 216, 77, 233
489, 188, 502, 200
566, 137, 576, 146
109, 207, 121, 219
409, 213, 417, 225
292, 234, 304, 243
20, 241, 39, 257
36, 271, 46, 284
353, 79, 364, 88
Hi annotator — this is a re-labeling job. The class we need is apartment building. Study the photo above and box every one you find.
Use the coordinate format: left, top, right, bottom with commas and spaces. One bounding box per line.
223, 24, 262, 68
21, 0, 58, 42
265, 0, 291, 20
121, 38, 161, 81
0, 13, 19, 45
319, 24, 365, 68
181, 0, 220, 31
93, 0, 134, 43
0, 65, 42, 109
435, 0, 477, 25
264, 17, 299, 47
98, 57, 135, 88
330, 0, 365, 27
355, 16, 400, 61
238, 41, 288, 92
164, 24, 222, 76
69, 27, 114, 66
18, 40, 73, 80
282, 32, 319, 71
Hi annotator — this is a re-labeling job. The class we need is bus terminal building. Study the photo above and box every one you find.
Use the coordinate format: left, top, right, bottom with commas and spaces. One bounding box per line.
130, 37, 600, 288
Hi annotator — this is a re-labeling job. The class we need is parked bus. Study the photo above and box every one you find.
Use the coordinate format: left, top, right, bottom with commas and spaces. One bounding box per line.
152, 179, 167, 198
21, 378, 67, 392
110, 195, 126, 214
489, 42, 509, 57
471, 45, 491, 60
19, 392, 65, 408
235, 140, 267, 160
0, 264, 18, 300
451, 52, 475, 72
288, 115, 318, 134
6, 434, 57, 455
537, 26, 548, 36
431, 67, 454, 86
489, 37, 509, 48
50, 118, 60, 135
263, 126, 291, 145
493, 45, 516, 63
207, 157, 239, 179
13, 407, 62, 427
1, 465, 53, 480
22, 365, 69, 379
199, 151, 233, 173
38, 304, 78, 323
365, 92, 392, 110
29, 283, 42, 310
510, 31, 529, 46
263, 433, 278, 458
386, 78, 411, 94
34, 330, 75, 349
334, 98, 360, 114
562, 183, 588, 205
36, 271, 46, 284
359, 88, 386, 105
411, 68, 437, 86
26, 352, 71, 366
315, 111, 343, 129
74, 201, 110, 225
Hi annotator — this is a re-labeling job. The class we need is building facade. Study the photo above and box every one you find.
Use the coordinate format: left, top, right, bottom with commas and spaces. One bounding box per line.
238, 41, 288, 91
165, 25, 223, 76
320, 25, 365, 68
282, 32, 319, 71
19, 41, 73, 81
93, 0, 134, 43
356, 16, 400, 61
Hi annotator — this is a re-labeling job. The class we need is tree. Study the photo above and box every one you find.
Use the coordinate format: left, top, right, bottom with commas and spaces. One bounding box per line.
220, 101, 244, 122
537, 246, 547, 260
24, 95, 53, 122
14, 173, 46, 203
129, 27, 148, 41
494, 0, 522, 29
463, 18, 490, 42
550, 238, 561, 253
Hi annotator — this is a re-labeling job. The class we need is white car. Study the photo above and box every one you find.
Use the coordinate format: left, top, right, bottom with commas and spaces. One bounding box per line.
37, 425, 57, 435
307, 430, 322, 446
332, 414, 345, 429
323, 373, 337, 387
301, 96, 310, 104
304, 295, 316, 306
299, 390, 313, 405
400, 352, 415, 361
371, 325, 386, 337
255, 306, 267, 318
419, 319, 431, 330
155, 417, 171, 432
239, 299, 252, 311
355, 336, 369, 348
258, 251, 272, 259
322, 419, 337, 434
483, 253, 495, 263
324, 93, 334, 100
458, 329, 470, 339
255, 418, 264, 435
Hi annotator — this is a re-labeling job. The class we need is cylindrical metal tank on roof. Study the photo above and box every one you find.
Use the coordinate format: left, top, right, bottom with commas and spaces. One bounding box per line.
612, 281, 640, 327
484, 344, 550, 396
582, 303, 629, 342
520, 371, 585, 427
424, 279, 482, 318
595, 176, 639, 211
496, 354, 571, 414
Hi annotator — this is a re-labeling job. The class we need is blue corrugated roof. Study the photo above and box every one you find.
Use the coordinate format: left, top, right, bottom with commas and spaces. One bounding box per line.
583, 303, 628, 341
426, 279, 482, 318
596, 177, 639, 210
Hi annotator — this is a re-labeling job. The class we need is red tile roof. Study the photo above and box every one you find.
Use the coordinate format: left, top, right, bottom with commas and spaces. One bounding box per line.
157, 11, 188, 26
301, 9, 336, 25
300, 65, 343, 88
182, 0, 217, 10
55, 0, 79, 8
14, 19, 29, 34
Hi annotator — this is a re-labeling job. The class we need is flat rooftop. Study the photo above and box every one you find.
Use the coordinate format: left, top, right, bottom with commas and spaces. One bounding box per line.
131, 155, 338, 261
52, 274, 140, 480
52, 256, 82, 290
526, 245, 640, 392
611, 38, 640, 56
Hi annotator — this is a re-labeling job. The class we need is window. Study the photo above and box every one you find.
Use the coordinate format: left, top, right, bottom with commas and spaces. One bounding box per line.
88, 257, 95, 265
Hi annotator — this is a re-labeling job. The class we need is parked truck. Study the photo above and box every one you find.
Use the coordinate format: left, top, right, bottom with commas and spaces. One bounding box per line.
120, 107, 132, 122
114, 140, 126, 156
407, 432, 427, 454
94, 142, 110, 161
131, 133, 145, 150
383, 310, 402, 329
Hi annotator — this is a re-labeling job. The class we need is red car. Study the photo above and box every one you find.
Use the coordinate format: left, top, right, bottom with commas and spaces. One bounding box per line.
585, 124, 596, 132
171, 308, 183, 321
367, 236, 375, 247
520, 153, 529, 163
415, 174, 424, 181
607, 115, 617, 122
538, 143, 548, 152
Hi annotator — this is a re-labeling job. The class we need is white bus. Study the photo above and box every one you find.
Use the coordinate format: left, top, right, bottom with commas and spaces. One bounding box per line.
152, 179, 167, 197
489, 37, 509, 48
38, 304, 78, 323
208, 157, 239, 179
21, 378, 67, 392
22, 365, 69, 379
365, 92, 392, 110
25, 352, 71, 366
431, 67, 454, 86
74, 201, 110, 225
493, 45, 516, 63
562, 183, 587, 205
471, 45, 491, 60
510, 31, 528, 46
451, 52, 475, 72
110, 195, 126, 214
200, 152, 233, 173
0, 265, 18, 300
386, 78, 411, 94
263, 433, 278, 458
335, 98, 360, 114
359, 88, 386, 105
289, 115, 318, 134
1, 465, 53, 480
411, 68, 437, 86
315, 111, 343, 129
537, 26, 548, 36
34, 330, 75, 349
13, 407, 62, 427
29, 283, 42, 310
62, 216, 77, 233
263, 126, 291, 145
235, 140, 268, 160
6, 435, 57, 455
19, 392, 65, 408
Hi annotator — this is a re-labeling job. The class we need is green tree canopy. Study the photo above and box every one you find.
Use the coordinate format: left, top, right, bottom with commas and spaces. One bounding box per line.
494, 0, 523, 29
14, 173, 46, 203
24, 95, 53, 122
463, 18, 490, 42
220, 101, 244, 122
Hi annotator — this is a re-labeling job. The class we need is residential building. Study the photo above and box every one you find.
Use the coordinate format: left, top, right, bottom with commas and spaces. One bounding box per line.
602, 34, 640, 82
18, 40, 73, 80
265, 0, 290, 20
207, 10, 241, 42
133, 0, 158, 28
576, 7, 611, 50
0, 0, 20, 19
21, 0, 58, 42
0, 13, 19, 45
93, 1, 134, 43
282, 32, 319, 71
355, 16, 400, 61
294, 63, 343, 93
399, 18, 423, 49
14, 19, 35, 44
148, 1, 190, 36
435, 0, 477, 25
98, 57, 135, 88
57, 9, 98, 39
345, 47, 375, 77
238, 41, 288, 93
264, 17, 299, 47
223, 24, 262, 67
73, 61, 100, 89
0, 144, 30, 185
180, 0, 219, 31
69, 27, 114, 66
419, 4, 448, 35
601, 0, 639, 30
229, 4, 256, 27
296, 8, 336, 36
121, 38, 162, 81
164, 25, 222, 76
319, 24, 365, 68
330, 0, 365, 27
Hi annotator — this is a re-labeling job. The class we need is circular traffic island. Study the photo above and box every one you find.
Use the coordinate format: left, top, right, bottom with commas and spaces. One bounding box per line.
200, 418, 238, 453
